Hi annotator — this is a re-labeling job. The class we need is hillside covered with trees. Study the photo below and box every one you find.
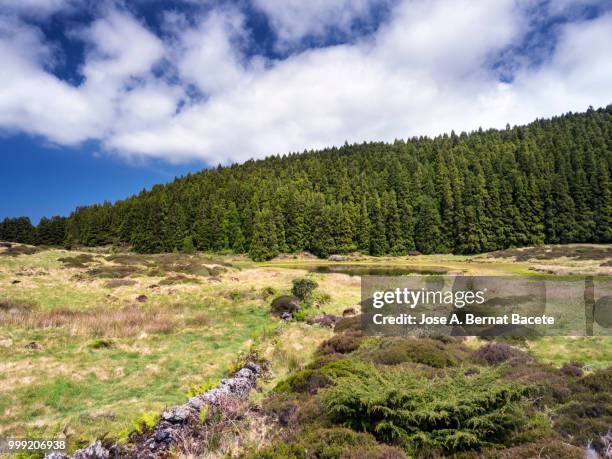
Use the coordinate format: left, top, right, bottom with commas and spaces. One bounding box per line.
1, 106, 611, 260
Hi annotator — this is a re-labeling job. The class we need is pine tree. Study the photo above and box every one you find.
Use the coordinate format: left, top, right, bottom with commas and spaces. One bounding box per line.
248, 207, 279, 261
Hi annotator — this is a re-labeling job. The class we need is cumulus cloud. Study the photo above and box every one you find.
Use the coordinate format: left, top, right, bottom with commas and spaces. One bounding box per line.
252, 0, 388, 47
0, 0, 611, 164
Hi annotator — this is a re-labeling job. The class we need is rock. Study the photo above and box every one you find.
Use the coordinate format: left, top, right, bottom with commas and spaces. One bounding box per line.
136, 294, 148, 303
271, 295, 300, 316
72, 440, 110, 459
161, 405, 195, 423
24, 341, 42, 350
328, 254, 347, 261
342, 307, 356, 317
408, 251, 422, 256
11, 279, 20, 284
154, 429, 172, 443
281, 311, 292, 320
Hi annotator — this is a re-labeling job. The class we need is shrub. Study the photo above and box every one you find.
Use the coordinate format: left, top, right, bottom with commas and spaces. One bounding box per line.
275, 358, 366, 394
334, 315, 361, 334
359, 337, 464, 368
297, 428, 395, 459
472, 342, 531, 366
321, 364, 530, 453
317, 334, 362, 355
560, 361, 584, 378
291, 278, 318, 302
88, 338, 114, 349
553, 367, 612, 453
245, 442, 305, 459
481, 438, 585, 458
261, 286, 278, 299
246, 428, 407, 459
182, 236, 195, 254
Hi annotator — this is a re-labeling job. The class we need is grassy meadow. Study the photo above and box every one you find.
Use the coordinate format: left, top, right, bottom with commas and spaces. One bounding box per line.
0, 243, 610, 451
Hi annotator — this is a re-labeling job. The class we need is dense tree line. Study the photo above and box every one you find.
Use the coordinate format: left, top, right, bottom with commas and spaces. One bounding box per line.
0, 216, 67, 246
1, 107, 611, 260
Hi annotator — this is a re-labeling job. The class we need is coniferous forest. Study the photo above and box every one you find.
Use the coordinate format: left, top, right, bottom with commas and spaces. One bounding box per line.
1, 107, 611, 260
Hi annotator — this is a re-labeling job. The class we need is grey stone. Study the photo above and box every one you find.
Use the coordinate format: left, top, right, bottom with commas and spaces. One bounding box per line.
161, 405, 194, 423
72, 440, 109, 459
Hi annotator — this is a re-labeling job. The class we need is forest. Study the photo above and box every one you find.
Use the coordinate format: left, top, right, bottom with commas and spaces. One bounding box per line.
1, 106, 611, 260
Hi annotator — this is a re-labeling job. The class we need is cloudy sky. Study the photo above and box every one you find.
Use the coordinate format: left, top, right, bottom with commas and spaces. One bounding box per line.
1, 0, 612, 221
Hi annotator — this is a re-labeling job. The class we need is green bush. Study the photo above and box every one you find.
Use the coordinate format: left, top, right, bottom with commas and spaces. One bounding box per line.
181, 236, 195, 254
275, 358, 367, 394
291, 277, 318, 302
358, 337, 465, 368
320, 364, 530, 454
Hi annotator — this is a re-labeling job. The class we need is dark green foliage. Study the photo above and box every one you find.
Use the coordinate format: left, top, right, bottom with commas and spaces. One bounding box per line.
274, 359, 366, 394
291, 277, 318, 302
249, 207, 279, 261
321, 364, 530, 453
5, 108, 608, 257
0, 217, 36, 244
36, 216, 67, 246
181, 235, 195, 254
359, 337, 466, 368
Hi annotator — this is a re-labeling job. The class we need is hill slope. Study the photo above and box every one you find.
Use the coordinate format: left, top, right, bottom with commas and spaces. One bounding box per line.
2, 106, 611, 259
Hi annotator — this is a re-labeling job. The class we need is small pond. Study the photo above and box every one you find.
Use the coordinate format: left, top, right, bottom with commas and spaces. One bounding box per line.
272, 264, 449, 276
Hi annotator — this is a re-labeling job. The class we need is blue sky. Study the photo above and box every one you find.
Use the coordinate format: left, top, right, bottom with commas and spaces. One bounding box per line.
1, 0, 612, 223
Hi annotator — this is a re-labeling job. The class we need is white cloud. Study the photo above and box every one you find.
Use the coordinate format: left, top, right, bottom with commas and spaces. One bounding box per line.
252, 0, 385, 47
0, 0, 611, 165
173, 8, 248, 95
0, 0, 78, 17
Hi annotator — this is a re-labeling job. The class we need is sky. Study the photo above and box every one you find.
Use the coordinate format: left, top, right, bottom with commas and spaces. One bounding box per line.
1, 0, 612, 223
